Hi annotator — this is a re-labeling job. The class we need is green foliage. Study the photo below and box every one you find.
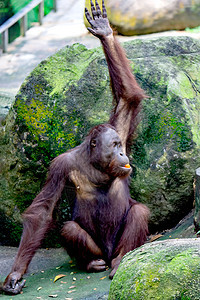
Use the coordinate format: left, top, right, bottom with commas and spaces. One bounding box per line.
0, 0, 13, 25
0, 0, 55, 44
0, 209, 22, 246
185, 26, 200, 33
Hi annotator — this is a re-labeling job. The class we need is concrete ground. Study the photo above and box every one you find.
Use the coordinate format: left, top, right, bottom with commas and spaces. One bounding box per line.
0, 0, 200, 298
0, 247, 111, 299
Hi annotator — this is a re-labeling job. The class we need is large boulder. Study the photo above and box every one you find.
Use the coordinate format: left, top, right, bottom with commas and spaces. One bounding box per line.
194, 168, 200, 231
0, 36, 200, 246
108, 239, 200, 299
85, 0, 200, 35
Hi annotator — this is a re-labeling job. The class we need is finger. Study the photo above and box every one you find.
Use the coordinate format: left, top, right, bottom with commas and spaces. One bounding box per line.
102, 0, 107, 18
87, 27, 98, 37
19, 279, 26, 289
95, 265, 107, 271
85, 8, 93, 24
11, 279, 17, 290
91, 0, 98, 19
95, 0, 102, 17
12, 280, 26, 295
85, 8, 96, 27
96, 259, 106, 266
4, 286, 20, 295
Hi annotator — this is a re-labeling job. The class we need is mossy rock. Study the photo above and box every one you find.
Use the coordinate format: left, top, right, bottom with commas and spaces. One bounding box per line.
85, 0, 200, 35
0, 36, 200, 246
108, 239, 200, 299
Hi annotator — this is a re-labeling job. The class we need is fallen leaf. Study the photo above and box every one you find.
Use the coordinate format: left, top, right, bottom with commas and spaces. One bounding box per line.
70, 272, 74, 275
56, 266, 62, 270
61, 281, 67, 284
53, 274, 66, 283
94, 288, 97, 290
68, 289, 76, 293
100, 276, 106, 280
37, 287, 42, 291
49, 295, 58, 298
72, 277, 76, 281
41, 270, 44, 273
87, 276, 91, 279
69, 260, 73, 264
149, 234, 163, 242
69, 285, 76, 289
65, 298, 73, 300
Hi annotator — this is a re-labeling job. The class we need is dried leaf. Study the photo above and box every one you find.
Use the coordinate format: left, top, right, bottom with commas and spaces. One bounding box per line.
37, 286, 42, 291
69, 260, 73, 264
56, 266, 62, 270
49, 295, 58, 298
69, 285, 76, 289
68, 289, 76, 293
53, 274, 66, 283
61, 281, 67, 284
73, 277, 76, 281
100, 276, 106, 280
87, 276, 91, 279
149, 234, 163, 242
65, 298, 73, 300
94, 288, 97, 290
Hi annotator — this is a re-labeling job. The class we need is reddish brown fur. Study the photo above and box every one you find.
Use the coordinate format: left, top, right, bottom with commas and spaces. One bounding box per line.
102, 36, 147, 148
3, 1, 150, 294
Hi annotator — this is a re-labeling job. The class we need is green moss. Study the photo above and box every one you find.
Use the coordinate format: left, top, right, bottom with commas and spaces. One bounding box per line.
167, 68, 200, 147
109, 243, 200, 300
41, 44, 102, 96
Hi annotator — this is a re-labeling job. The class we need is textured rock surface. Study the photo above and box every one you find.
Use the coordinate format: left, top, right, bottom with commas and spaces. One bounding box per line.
108, 239, 200, 299
85, 0, 200, 36
0, 36, 200, 245
194, 168, 200, 231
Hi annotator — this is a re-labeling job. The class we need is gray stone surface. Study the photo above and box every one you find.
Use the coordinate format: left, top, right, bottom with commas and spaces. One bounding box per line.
99, 0, 200, 35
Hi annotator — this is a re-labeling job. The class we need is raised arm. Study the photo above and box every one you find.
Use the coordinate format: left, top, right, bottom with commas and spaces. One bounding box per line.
85, 0, 146, 152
